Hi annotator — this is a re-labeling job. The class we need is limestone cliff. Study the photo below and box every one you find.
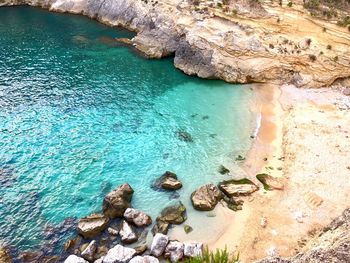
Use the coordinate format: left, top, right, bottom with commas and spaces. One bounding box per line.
0, 0, 349, 87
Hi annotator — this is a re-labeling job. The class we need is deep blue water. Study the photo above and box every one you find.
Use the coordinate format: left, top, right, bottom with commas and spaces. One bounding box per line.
0, 6, 254, 255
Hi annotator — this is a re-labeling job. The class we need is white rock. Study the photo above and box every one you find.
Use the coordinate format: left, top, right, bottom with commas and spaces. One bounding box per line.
103, 245, 136, 263
266, 246, 278, 257
94, 257, 104, 263
260, 216, 268, 228
150, 233, 169, 257
293, 211, 304, 223
64, 255, 89, 263
108, 227, 119, 236
81, 240, 97, 261
164, 241, 184, 262
120, 220, 138, 243
129, 255, 159, 263
124, 208, 152, 227
183, 242, 203, 257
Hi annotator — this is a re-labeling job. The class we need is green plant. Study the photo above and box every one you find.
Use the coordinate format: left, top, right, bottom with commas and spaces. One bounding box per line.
183, 247, 240, 263
287, 1, 293, 7
327, 44, 332, 50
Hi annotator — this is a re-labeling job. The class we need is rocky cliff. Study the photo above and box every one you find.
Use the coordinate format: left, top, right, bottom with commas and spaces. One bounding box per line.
1, 0, 350, 88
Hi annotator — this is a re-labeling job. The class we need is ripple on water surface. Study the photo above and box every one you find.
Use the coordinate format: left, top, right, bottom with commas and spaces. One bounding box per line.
0, 6, 255, 253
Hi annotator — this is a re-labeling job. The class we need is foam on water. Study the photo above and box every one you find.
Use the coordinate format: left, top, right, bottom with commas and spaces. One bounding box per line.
0, 6, 255, 252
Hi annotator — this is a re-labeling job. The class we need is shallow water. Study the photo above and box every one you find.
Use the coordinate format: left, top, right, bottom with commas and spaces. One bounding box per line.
0, 6, 254, 254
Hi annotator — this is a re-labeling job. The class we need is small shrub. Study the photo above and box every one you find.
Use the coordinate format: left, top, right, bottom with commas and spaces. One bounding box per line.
333, 56, 339, 62
287, 2, 293, 7
309, 54, 317, 61
327, 44, 332, 50
183, 247, 240, 263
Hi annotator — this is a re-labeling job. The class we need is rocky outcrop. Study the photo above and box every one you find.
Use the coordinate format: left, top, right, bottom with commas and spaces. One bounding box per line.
103, 245, 136, 263
150, 233, 169, 257
2, 0, 349, 88
77, 213, 109, 238
191, 184, 223, 211
256, 208, 350, 263
152, 171, 182, 191
256, 174, 284, 191
157, 202, 186, 224
102, 183, 134, 218
218, 179, 258, 197
124, 208, 152, 227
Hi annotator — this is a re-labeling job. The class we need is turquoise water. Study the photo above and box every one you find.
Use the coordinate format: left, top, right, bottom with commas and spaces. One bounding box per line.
0, 6, 254, 255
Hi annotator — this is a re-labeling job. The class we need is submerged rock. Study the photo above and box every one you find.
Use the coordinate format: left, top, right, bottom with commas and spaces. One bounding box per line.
119, 220, 138, 244
150, 233, 169, 257
191, 184, 222, 211
151, 219, 170, 235
103, 245, 136, 263
164, 241, 184, 262
129, 256, 159, 263
152, 171, 182, 191
256, 173, 284, 190
175, 130, 194, 142
64, 255, 88, 263
77, 213, 109, 239
183, 242, 203, 258
124, 208, 152, 227
184, 224, 193, 234
102, 183, 134, 218
81, 240, 97, 262
158, 202, 186, 224
218, 179, 258, 197
218, 165, 230, 175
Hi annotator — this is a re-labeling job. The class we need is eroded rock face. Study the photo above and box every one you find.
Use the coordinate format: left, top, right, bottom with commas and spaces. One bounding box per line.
124, 208, 152, 227
64, 255, 89, 263
129, 255, 159, 263
103, 245, 136, 263
164, 241, 184, 263
77, 213, 109, 238
191, 184, 223, 211
150, 233, 169, 257
218, 179, 258, 197
102, 183, 134, 218
119, 220, 138, 244
184, 242, 203, 258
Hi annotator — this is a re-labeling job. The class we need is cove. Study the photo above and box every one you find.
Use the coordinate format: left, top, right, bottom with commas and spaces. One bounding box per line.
0, 6, 255, 255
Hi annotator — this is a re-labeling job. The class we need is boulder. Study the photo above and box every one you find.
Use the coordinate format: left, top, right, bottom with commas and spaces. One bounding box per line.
184, 242, 203, 257
119, 220, 138, 244
256, 174, 284, 190
0, 247, 12, 263
164, 241, 184, 262
191, 184, 222, 211
81, 240, 97, 262
124, 208, 152, 227
157, 202, 186, 224
129, 256, 159, 263
94, 258, 104, 263
151, 219, 169, 235
152, 171, 182, 191
64, 255, 89, 263
218, 179, 258, 197
150, 233, 169, 257
77, 213, 109, 238
103, 245, 136, 263
103, 183, 134, 218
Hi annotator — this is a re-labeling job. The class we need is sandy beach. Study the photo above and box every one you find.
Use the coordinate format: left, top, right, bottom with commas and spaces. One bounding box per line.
202, 84, 350, 262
